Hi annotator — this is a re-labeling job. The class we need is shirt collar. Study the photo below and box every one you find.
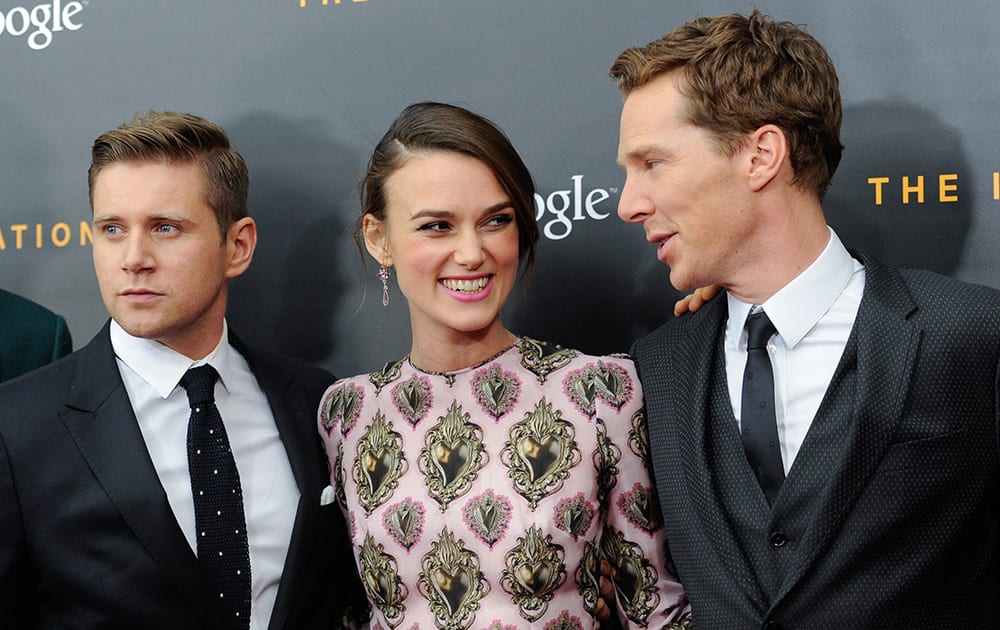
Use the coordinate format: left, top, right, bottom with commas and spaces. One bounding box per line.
726, 227, 856, 349
110, 319, 233, 399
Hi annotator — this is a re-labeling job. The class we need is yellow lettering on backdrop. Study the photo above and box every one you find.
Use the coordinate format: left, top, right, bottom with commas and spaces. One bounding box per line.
939, 174, 958, 202
867, 177, 889, 206
52, 223, 71, 247
300, 0, 367, 6
10, 224, 27, 249
902, 176, 925, 204
79, 221, 93, 246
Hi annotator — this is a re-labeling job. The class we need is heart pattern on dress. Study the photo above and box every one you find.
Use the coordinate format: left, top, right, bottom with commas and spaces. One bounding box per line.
553, 493, 595, 540
383, 498, 426, 551
517, 435, 562, 483
617, 482, 663, 535
321, 383, 364, 436
392, 375, 432, 427
462, 490, 512, 548
432, 438, 472, 489
472, 365, 520, 421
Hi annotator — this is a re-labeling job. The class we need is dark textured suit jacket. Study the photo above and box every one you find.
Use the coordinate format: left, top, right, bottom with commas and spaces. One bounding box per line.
0, 322, 362, 629
0, 289, 72, 383
632, 253, 1000, 630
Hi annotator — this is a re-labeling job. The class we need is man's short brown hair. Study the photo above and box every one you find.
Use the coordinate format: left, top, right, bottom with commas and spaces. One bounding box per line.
88, 111, 249, 237
610, 10, 843, 199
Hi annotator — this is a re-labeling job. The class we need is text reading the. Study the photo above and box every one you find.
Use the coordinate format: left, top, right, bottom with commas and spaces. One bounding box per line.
866, 174, 960, 205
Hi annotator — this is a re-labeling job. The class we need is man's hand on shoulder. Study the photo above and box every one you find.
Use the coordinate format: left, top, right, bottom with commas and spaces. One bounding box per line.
674, 285, 723, 317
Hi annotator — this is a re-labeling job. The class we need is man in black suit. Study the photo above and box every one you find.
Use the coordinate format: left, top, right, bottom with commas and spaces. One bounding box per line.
0, 112, 361, 629
610, 11, 999, 629
0, 288, 72, 382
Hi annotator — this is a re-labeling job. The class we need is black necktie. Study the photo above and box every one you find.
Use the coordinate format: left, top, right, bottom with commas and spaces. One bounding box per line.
180, 365, 251, 629
740, 310, 785, 505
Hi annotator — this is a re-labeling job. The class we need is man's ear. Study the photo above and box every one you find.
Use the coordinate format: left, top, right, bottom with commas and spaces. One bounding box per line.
225, 217, 257, 279
362, 214, 393, 267
747, 124, 787, 192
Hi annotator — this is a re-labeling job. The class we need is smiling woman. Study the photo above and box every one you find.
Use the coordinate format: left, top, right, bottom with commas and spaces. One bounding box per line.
363, 150, 521, 372
317, 102, 692, 630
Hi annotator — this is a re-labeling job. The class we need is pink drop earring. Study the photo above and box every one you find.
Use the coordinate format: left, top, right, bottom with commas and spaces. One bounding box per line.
378, 264, 391, 307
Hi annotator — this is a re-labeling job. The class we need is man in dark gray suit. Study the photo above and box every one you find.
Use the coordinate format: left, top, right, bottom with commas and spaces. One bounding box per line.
610, 10, 999, 630
0, 289, 72, 382
0, 111, 362, 629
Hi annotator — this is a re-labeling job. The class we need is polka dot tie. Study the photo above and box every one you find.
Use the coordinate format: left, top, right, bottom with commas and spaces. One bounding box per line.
740, 310, 785, 505
180, 365, 251, 629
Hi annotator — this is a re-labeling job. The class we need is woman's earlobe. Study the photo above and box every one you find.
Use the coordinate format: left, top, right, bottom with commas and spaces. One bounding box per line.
362, 216, 392, 265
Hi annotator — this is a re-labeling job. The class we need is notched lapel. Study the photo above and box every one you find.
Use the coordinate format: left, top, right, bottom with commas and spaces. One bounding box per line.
60, 326, 223, 627
643, 299, 768, 608
237, 342, 326, 630
774, 257, 921, 605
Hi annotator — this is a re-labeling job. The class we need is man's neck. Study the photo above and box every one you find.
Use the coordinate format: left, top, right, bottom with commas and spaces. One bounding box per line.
727, 199, 830, 304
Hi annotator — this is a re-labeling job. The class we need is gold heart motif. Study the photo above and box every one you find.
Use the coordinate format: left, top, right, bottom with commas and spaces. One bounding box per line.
364, 571, 394, 607
465, 492, 511, 547
390, 506, 412, 539
518, 435, 561, 483
562, 505, 589, 536
620, 484, 661, 533
433, 438, 471, 488
514, 562, 556, 595
361, 448, 393, 494
398, 380, 423, 416
432, 567, 472, 615
614, 557, 642, 607
323, 386, 361, 434
573, 377, 597, 409
594, 365, 622, 399
630, 494, 650, 524
481, 376, 508, 408
386, 500, 423, 549
475, 502, 496, 531
392, 507, 410, 535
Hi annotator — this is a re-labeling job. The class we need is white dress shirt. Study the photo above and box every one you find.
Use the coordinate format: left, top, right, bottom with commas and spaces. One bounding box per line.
725, 228, 866, 473
111, 320, 300, 630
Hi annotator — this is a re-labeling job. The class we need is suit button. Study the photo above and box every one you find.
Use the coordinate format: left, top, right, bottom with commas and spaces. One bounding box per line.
769, 531, 787, 547
762, 622, 783, 630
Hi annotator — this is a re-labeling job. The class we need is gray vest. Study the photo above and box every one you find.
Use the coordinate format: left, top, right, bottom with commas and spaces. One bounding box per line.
704, 333, 860, 607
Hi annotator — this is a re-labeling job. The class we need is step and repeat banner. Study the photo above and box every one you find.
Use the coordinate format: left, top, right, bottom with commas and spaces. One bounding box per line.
1, 0, 997, 377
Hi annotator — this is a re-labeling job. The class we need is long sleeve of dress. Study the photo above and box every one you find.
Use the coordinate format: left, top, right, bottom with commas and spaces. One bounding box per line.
590, 358, 691, 628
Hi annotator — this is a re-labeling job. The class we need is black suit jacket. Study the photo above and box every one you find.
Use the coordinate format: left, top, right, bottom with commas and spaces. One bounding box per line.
0, 289, 72, 383
633, 253, 1000, 629
0, 322, 361, 629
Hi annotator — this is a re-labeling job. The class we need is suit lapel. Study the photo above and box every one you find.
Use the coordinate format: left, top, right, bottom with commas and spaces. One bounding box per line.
58, 324, 223, 627
650, 298, 769, 610
774, 255, 921, 604
236, 341, 323, 630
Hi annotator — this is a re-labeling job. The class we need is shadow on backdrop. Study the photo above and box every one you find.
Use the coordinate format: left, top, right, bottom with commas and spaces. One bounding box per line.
827, 101, 971, 275
227, 113, 358, 365
505, 224, 685, 357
